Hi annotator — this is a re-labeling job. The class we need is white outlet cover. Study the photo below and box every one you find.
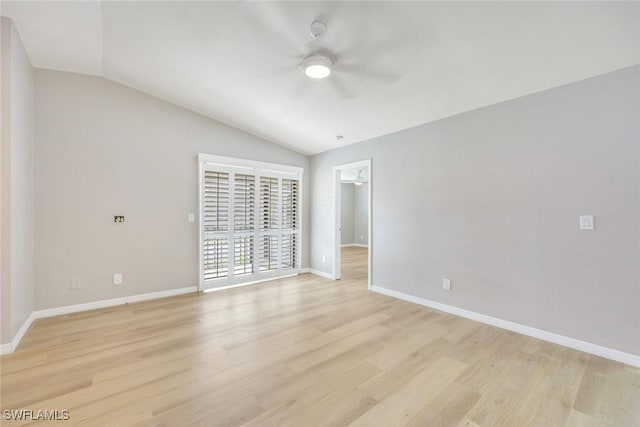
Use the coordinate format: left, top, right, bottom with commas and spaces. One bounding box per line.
188, 213, 195, 223
442, 278, 451, 290
579, 215, 594, 230
114, 273, 123, 285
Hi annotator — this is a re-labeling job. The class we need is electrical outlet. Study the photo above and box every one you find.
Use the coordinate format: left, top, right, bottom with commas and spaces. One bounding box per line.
70, 279, 80, 291
360, 235, 364, 240
442, 278, 451, 290
322, 255, 326, 263
579, 215, 594, 230
188, 213, 195, 223
113, 273, 123, 285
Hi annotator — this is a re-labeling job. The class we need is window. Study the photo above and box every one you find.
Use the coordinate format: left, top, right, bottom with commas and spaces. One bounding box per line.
199, 154, 302, 290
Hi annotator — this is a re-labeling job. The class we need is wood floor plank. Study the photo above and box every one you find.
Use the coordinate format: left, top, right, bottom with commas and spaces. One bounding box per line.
245, 363, 381, 427
1, 247, 637, 426
405, 381, 481, 427
348, 356, 468, 426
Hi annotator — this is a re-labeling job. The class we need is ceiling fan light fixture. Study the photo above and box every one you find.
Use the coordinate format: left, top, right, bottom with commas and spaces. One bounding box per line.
303, 55, 333, 79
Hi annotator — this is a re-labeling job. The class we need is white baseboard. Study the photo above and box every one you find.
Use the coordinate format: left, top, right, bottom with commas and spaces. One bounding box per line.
202, 272, 304, 293
341, 244, 368, 248
34, 286, 198, 320
371, 285, 640, 368
301, 268, 336, 280
1, 287, 198, 355
0, 312, 36, 355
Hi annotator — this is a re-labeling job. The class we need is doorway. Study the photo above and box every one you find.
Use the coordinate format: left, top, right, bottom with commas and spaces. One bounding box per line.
333, 159, 371, 289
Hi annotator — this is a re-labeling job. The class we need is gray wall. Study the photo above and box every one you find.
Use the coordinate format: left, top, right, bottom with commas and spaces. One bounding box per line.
340, 183, 369, 246
354, 183, 368, 246
340, 182, 368, 246
340, 183, 354, 245
1, 17, 35, 345
34, 70, 309, 310
310, 66, 640, 355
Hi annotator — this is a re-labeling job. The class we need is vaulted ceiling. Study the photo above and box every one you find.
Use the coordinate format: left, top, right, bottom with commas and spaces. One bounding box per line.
2, 1, 638, 154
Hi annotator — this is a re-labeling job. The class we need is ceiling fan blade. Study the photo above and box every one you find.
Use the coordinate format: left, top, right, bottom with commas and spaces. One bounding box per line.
335, 62, 402, 84
341, 32, 415, 62
287, 77, 353, 101
234, 1, 304, 59
292, 82, 318, 99
327, 75, 356, 100
330, 3, 419, 86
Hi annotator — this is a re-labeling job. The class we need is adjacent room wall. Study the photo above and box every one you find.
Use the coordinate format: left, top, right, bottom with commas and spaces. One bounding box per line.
1, 17, 35, 345
34, 70, 310, 310
310, 66, 640, 356
340, 183, 354, 245
340, 182, 368, 247
353, 183, 368, 246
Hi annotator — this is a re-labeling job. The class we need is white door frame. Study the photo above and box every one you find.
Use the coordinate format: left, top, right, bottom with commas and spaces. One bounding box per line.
332, 159, 372, 289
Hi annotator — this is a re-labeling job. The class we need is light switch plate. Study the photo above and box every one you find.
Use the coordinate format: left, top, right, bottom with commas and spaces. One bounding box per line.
579, 215, 594, 230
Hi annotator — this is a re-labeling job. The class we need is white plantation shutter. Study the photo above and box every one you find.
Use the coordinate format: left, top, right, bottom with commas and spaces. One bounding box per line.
234, 174, 255, 232
258, 176, 279, 272
281, 233, 298, 269
202, 171, 230, 280
234, 235, 253, 276
203, 171, 229, 232
282, 179, 299, 230
203, 238, 228, 280
199, 155, 302, 290
281, 178, 300, 269
259, 177, 279, 230
259, 235, 279, 271
233, 174, 256, 277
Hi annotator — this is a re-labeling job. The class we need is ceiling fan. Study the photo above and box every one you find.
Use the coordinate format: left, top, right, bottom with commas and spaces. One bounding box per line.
342, 168, 367, 185
237, 4, 415, 99
301, 21, 335, 79
353, 168, 366, 186
295, 19, 405, 98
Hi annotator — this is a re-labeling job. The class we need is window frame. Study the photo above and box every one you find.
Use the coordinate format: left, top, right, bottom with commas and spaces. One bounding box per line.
198, 153, 303, 292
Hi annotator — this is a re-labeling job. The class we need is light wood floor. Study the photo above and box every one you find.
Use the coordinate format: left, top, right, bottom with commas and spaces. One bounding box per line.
1, 247, 638, 426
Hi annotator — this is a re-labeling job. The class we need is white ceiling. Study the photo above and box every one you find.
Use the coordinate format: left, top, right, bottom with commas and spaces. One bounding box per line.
2, 1, 638, 155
